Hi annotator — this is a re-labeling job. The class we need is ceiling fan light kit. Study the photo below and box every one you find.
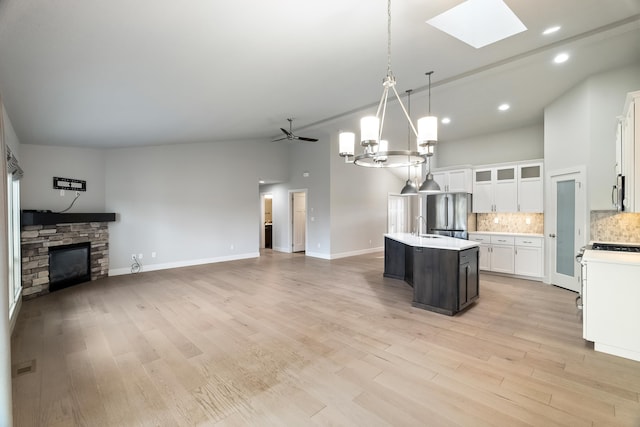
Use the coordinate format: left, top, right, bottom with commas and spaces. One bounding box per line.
338, 0, 438, 173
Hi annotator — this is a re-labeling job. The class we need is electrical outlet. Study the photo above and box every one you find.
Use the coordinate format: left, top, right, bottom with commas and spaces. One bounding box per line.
138, 253, 143, 259
60, 189, 65, 196
151, 252, 156, 258
230, 244, 234, 251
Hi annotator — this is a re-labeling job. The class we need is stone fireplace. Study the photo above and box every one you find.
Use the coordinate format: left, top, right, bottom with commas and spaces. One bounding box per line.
20, 212, 116, 298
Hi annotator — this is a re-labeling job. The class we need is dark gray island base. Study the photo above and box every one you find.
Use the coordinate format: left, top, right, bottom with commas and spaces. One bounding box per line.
384, 234, 479, 316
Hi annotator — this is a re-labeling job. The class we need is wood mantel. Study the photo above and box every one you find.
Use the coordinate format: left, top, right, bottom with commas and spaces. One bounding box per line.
21, 211, 116, 226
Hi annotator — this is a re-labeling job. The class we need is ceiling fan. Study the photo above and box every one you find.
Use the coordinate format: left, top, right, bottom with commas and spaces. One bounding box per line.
272, 118, 318, 142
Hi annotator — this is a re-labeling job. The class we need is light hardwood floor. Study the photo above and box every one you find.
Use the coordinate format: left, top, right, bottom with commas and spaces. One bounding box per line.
11, 250, 640, 426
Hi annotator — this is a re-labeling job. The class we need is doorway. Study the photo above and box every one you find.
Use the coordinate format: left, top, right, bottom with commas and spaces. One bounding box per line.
548, 168, 587, 292
291, 191, 306, 253
260, 193, 273, 250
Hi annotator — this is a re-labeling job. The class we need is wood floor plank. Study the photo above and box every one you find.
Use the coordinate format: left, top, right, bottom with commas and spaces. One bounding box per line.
11, 251, 640, 426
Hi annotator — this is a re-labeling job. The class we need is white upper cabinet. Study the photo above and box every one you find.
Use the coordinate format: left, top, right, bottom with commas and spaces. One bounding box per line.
432, 168, 472, 193
473, 161, 543, 213
517, 162, 544, 213
621, 91, 640, 212
472, 166, 517, 213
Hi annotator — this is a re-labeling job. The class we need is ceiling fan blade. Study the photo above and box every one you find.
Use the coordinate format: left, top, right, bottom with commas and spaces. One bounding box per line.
280, 128, 292, 136
296, 136, 319, 142
271, 136, 287, 142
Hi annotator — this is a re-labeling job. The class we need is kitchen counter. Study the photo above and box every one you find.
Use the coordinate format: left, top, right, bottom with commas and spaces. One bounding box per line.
469, 231, 544, 238
384, 235, 479, 315
581, 246, 640, 362
385, 232, 479, 251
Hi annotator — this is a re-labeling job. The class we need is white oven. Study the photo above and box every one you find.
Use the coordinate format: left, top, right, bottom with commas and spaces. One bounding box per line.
581, 242, 640, 362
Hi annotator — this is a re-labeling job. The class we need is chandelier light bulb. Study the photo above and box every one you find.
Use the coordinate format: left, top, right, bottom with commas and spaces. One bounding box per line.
360, 116, 380, 146
338, 132, 355, 156
418, 116, 438, 144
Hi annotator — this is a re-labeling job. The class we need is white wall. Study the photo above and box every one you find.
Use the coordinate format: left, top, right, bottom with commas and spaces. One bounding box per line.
105, 139, 288, 272
545, 63, 640, 210
328, 120, 404, 257
20, 144, 106, 212
260, 131, 331, 257
2, 105, 19, 156
433, 124, 544, 168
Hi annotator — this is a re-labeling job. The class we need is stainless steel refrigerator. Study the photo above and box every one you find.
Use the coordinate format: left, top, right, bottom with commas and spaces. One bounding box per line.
426, 193, 472, 239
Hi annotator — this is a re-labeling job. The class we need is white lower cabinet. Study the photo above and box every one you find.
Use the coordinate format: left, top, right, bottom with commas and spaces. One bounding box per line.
469, 233, 543, 279
514, 236, 543, 277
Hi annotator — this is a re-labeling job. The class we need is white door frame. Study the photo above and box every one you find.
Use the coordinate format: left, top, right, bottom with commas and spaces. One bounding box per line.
289, 189, 308, 253
546, 166, 588, 291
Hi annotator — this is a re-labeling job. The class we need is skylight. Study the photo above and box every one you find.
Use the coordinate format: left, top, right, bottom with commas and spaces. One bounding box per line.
427, 0, 527, 49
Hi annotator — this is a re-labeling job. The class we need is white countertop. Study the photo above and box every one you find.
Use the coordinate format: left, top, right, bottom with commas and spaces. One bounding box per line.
582, 249, 640, 265
468, 231, 544, 238
385, 233, 480, 251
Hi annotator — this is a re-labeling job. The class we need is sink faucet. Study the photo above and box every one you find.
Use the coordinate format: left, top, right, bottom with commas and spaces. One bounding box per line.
415, 215, 426, 235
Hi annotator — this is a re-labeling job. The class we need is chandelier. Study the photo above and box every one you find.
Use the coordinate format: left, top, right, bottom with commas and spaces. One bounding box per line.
338, 0, 438, 168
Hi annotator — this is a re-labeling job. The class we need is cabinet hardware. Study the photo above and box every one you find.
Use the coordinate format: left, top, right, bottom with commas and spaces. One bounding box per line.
549, 233, 556, 238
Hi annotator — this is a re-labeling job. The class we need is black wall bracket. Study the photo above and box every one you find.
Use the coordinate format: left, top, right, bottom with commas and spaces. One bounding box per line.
53, 177, 86, 192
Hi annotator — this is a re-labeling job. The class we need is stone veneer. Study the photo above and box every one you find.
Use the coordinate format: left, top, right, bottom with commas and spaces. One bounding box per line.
21, 222, 110, 298
590, 211, 640, 243
476, 213, 544, 234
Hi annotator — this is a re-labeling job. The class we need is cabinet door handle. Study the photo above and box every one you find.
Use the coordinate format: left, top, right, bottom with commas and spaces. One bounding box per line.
523, 240, 531, 244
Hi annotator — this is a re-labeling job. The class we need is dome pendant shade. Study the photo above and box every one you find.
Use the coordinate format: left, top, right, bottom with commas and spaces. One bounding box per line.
419, 172, 441, 193
400, 179, 418, 195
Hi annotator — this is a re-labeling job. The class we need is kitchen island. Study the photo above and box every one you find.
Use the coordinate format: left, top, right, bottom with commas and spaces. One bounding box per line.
384, 233, 480, 315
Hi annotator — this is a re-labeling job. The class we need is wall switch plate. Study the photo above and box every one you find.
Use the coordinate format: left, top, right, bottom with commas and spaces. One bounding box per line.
151, 252, 156, 258
138, 253, 143, 259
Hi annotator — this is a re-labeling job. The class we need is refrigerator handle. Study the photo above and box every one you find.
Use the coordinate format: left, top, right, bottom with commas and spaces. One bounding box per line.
445, 196, 449, 227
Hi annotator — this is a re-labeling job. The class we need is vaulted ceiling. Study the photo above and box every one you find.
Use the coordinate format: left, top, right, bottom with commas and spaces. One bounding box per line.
0, 0, 638, 149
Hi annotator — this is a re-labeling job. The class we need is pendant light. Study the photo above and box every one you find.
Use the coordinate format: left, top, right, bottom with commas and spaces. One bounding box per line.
338, 0, 426, 168
418, 70, 441, 193
400, 89, 418, 195
418, 156, 441, 193
417, 71, 438, 154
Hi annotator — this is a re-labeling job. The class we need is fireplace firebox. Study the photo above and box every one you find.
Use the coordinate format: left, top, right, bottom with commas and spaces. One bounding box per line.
48, 242, 91, 292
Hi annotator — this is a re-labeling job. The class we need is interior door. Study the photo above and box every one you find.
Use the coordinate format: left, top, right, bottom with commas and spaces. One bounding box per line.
549, 171, 585, 292
292, 191, 306, 252
387, 194, 409, 233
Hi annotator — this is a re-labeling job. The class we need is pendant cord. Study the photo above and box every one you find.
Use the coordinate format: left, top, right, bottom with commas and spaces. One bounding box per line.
387, 0, 392, 77
426, 71, 433, 114
406, 89, 412, 176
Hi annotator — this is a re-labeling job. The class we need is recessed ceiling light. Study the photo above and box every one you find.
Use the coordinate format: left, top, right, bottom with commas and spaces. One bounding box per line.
543, 26, 561, 35
259, 180, 265, 184
426, 0, 526, 49
554, 53, 570, 64
441, 117, 451, 124
498, 103, 510, 111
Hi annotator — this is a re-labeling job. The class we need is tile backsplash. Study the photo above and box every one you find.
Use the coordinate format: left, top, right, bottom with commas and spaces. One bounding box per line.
476, 213, 544, 234
590, 211, 640, 243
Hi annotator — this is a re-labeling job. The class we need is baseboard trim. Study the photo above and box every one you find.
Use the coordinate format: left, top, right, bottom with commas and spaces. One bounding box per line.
109, 252, 260, 276
328, 247, 383, 260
